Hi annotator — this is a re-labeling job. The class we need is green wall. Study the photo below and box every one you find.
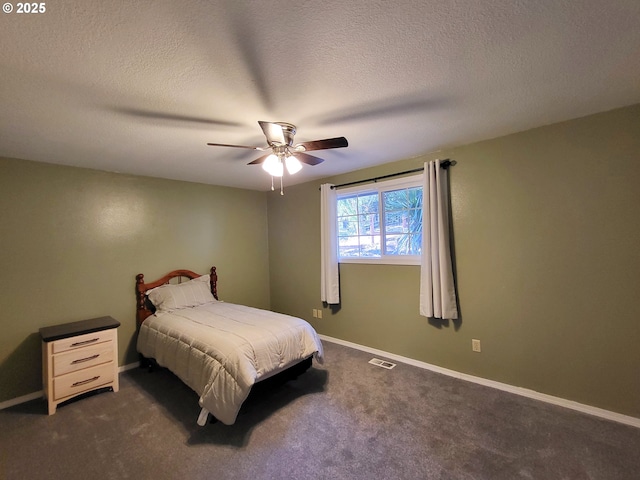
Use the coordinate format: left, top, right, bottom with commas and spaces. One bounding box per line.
0, 159, 269, 402
267, 104, 640, 418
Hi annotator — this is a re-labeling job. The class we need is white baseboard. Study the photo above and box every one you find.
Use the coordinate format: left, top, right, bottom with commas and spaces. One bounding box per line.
0, 361, 140, 411
319, 334, 640, 429
0, 391, 44, 410
119, 361, 139, 373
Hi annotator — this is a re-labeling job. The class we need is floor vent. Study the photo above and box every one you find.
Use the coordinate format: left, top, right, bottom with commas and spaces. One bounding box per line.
369, 358, 396, 369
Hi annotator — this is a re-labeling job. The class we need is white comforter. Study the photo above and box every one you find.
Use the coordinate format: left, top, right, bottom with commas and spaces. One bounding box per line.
137, 302, 324, 425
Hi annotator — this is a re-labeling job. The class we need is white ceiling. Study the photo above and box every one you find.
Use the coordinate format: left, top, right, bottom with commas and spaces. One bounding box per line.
1, 0, 639, 191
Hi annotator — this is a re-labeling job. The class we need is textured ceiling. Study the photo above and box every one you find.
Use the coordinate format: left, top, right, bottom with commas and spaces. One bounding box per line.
1, 0, 639, 191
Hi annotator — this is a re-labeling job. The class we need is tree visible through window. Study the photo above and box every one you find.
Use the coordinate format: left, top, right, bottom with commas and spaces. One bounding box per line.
383, 186, 422, 255
336, 175, 422, 264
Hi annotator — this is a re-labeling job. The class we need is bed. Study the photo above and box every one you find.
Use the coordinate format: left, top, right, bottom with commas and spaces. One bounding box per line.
135, 266, 324, 426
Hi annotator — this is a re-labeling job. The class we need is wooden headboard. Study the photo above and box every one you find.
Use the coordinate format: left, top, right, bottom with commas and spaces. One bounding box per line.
135, 266, 218, 327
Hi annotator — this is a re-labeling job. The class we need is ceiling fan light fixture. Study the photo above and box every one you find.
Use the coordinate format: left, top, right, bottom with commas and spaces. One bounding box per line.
285, 155, 302, 174
262, 154, 283, 177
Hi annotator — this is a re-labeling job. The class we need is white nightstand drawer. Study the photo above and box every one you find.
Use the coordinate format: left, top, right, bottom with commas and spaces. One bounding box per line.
53, 342, 114, 376
52, 328, 115, 354
54, 361, 115, 401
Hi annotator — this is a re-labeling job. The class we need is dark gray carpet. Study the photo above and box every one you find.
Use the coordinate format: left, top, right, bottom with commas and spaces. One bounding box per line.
1, 341, 639, 479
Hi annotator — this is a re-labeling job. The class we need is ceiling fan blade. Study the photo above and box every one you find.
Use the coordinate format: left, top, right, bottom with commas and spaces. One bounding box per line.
294, 137, 348, 152
258, 121, 286, 146
295, 152, 325, 166
247, 154, 271, 165
207, 142, 268, 151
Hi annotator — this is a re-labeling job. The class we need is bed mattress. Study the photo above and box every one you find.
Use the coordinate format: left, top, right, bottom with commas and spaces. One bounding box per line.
137, 301, 323, 425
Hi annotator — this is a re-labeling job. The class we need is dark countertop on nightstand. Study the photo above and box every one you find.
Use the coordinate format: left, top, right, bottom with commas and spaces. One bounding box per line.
39, 316, 120, 342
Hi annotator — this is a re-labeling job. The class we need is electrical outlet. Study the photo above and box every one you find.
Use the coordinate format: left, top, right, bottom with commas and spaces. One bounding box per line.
317, 309, 323, 319
472, 339, 481, 352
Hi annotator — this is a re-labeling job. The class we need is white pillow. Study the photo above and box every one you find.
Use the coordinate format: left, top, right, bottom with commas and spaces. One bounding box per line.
148, 275, 215, 312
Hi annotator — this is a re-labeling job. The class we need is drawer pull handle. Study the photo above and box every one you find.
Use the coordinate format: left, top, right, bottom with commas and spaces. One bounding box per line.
70, 338, 99, 347
72, 376, 100, 387
71, 354, 100, 365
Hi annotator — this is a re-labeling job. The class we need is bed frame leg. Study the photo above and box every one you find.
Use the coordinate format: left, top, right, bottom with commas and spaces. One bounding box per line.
139, 355, 155, 372
197, 407, 210, 426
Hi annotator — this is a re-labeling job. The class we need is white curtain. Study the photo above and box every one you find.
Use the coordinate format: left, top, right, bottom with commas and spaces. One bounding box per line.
420, 160, 458, 319
320, 184, 340, 304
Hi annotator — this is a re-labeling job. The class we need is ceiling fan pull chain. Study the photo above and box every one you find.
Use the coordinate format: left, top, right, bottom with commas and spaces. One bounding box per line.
271, 175, 275, 191
280, 176, 284, 195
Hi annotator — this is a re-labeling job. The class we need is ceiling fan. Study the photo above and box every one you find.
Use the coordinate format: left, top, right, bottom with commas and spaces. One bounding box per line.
207, 121, 348, 179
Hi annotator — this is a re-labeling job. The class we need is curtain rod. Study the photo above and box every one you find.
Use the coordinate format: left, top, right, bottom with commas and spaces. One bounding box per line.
329, 159, 454, 190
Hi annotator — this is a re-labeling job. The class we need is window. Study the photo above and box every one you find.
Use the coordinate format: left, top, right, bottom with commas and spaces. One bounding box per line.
336, 175, 423, 265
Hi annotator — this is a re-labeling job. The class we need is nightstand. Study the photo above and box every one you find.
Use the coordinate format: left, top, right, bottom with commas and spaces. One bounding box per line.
40, 316, 120, 415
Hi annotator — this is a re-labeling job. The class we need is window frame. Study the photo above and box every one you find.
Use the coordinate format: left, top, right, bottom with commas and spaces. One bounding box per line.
336, 174, 423, 266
